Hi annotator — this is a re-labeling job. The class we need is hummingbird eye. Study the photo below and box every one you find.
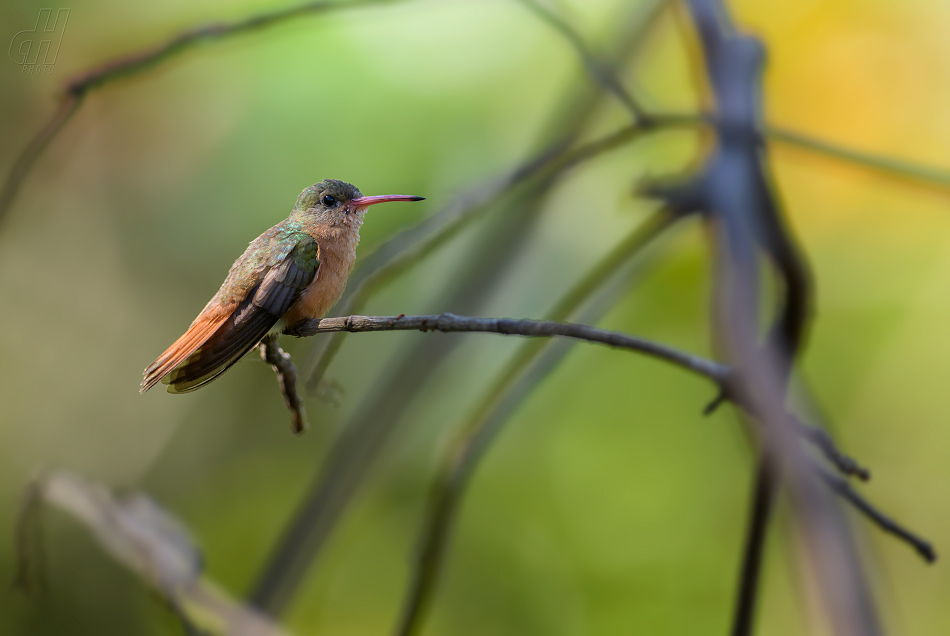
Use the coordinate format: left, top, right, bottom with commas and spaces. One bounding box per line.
321, 194, 337, 207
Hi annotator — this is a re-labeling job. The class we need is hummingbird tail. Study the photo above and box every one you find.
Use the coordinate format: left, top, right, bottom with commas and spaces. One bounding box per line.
140, 311, 230, 394
161, 306, 278, 393
141, 297, 283, 394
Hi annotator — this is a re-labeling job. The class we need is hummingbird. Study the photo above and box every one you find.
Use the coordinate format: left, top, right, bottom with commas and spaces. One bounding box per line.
140, 179, 424, 395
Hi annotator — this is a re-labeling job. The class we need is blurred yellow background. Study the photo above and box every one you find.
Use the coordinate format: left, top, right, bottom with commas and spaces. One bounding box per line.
2, 0, 949, 634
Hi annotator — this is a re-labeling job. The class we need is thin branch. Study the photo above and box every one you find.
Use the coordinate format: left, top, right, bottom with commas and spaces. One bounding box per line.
768, 126, 950, 190
514, 0, 649, 122
819, 466, 936, 563
642, 114, 950, 192
0, 93, 83, 224
731, 455, 778, 636
632, 114, 950, 192
291, 312, 728, 382
64, 0, 393, 94
305, 309, 869, 489
260, 335, 307, 435
795, 418, 869, 481
0, 0, 406, 224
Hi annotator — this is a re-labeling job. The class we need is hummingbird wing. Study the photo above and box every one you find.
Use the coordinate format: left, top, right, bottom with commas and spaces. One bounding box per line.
141, 232, 320, 394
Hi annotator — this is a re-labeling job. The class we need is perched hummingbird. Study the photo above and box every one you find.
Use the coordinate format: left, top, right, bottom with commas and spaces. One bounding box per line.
141, 179, 424, 394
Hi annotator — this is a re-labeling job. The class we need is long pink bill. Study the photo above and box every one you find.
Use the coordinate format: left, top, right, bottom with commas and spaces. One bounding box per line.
351, 194, 425, 207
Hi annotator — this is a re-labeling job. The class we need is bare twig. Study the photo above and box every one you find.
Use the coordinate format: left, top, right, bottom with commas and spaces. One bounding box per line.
306, 311, 871, 497
0, 93, 82, 224
0, 0, 406, 224
731, 454, 778, 636
648, 114, 950, 191
514, 0, 649, 122
819, 466, 936, 563
795, 417, 869, 481
64, 0, 394, 94
260, 335, 307, 435
292, 312, 728, 381
768, 126, 950, 190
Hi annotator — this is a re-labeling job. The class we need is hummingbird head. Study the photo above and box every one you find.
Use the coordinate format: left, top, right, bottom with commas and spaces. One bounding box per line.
294, 179, 424, 228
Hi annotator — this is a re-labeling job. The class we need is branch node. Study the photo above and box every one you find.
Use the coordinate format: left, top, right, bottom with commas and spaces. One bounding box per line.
703, 389, 729, 416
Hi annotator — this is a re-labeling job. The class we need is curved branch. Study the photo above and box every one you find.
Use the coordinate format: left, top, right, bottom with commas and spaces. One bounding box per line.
515, 0, 648, 122
291, 312, 729, 383
768, 126, 950, 190
731, 455, 778, 636
0, 0, 406, 224
818, 466, 936, 563
299, 309, 869, 483
0, 93, 82, 223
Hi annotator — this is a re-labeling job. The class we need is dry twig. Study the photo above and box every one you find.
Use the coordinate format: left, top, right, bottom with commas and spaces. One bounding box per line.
819, 466, 936, 563
260, 334, 307, 435
292, 312, 727, 380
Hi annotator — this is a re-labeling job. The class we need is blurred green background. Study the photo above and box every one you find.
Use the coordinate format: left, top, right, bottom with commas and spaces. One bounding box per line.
2, 0, 950, 634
